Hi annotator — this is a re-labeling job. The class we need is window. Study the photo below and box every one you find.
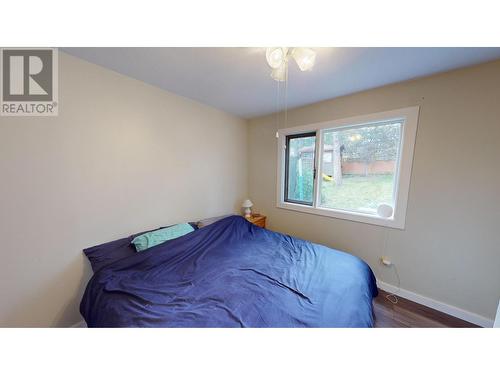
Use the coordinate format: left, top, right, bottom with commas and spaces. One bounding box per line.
319, 122, 401, 214
284, 132, 316, 205
277, 107, 419, 229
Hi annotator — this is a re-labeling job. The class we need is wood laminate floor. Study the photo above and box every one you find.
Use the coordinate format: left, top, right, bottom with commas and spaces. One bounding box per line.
373, 289, 478, 328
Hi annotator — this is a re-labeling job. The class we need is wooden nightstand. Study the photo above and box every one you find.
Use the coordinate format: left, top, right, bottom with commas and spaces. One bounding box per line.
245, 214, 266, 228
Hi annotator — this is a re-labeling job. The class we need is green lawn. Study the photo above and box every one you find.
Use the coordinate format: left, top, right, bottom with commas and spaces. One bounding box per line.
320, 174, 394, 212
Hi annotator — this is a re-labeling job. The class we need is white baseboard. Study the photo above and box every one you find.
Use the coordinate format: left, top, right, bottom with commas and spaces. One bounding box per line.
70, 320, 87, 328
376, 280, 494, 328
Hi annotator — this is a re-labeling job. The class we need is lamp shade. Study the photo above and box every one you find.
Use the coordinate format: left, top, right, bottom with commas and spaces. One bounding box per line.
292, 47, 316, 71
266, 47, 288, 69
270, 62, 287, 82
242, 199, 253, 208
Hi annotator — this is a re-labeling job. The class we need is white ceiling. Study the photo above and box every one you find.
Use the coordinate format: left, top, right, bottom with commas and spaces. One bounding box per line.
63, 48, 500, 119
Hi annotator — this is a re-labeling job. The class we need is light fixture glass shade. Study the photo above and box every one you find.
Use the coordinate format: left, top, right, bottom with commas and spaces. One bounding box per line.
266, 47, 288, 69
292, 47, 316, 71
270, 62, 287, 82
242, 199, 253, 208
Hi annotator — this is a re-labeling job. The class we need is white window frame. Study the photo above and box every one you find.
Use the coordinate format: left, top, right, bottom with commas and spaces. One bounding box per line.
276, 106, 419, 229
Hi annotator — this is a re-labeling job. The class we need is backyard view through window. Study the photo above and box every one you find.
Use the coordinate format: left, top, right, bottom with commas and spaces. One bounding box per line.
278, 107, 418, 228
319, 122, 401, 214
284, 122, 402, 215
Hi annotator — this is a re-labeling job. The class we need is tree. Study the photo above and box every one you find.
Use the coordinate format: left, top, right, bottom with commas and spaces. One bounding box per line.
338, 123, 401, 176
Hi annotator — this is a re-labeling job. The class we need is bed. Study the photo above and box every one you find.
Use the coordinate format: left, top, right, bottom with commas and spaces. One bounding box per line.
80, 215, 378, 327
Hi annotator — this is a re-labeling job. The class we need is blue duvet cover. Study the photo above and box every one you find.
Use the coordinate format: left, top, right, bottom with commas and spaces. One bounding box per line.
80, 215, 377, 327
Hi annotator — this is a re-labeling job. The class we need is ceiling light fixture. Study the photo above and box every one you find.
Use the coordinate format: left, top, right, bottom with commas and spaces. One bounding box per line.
291, 47, 316, 71
266, 47, 288, 69
270, 63, 288, 82
265, 47, 316, 81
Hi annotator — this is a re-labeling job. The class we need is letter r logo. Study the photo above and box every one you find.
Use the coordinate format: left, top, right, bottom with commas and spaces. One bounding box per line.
2, 49, 53, 101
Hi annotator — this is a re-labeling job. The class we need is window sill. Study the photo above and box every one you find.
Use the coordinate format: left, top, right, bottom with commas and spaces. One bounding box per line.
276, 201, 405, 229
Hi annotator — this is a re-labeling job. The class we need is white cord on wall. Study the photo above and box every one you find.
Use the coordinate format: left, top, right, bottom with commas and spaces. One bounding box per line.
275, 61, 289, 139
275, 76, 280, 137
381, 227, 401, 305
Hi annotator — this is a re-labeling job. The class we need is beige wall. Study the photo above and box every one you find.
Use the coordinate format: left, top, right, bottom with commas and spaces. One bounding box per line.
0, 52, 248, 327
248, 60, 500, 322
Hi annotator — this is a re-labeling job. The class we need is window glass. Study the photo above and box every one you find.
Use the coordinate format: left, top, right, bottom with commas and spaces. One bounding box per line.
285, 133, 316, 205
319, 122, 402, 214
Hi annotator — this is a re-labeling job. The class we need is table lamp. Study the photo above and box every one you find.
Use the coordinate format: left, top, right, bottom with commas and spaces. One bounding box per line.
242, 199, 253, 218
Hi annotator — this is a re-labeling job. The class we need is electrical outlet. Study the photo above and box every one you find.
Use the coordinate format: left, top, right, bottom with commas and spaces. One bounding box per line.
380, 256, 392, 266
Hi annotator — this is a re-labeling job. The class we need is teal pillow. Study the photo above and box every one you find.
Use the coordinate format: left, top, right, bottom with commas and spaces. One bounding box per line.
132, 223, 194, 252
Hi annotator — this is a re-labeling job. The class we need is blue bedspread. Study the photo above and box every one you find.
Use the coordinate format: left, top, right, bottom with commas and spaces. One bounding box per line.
80, 216, 378, 327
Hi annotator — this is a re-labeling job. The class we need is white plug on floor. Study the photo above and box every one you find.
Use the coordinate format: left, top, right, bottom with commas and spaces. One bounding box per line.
380, 256, 399, 304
